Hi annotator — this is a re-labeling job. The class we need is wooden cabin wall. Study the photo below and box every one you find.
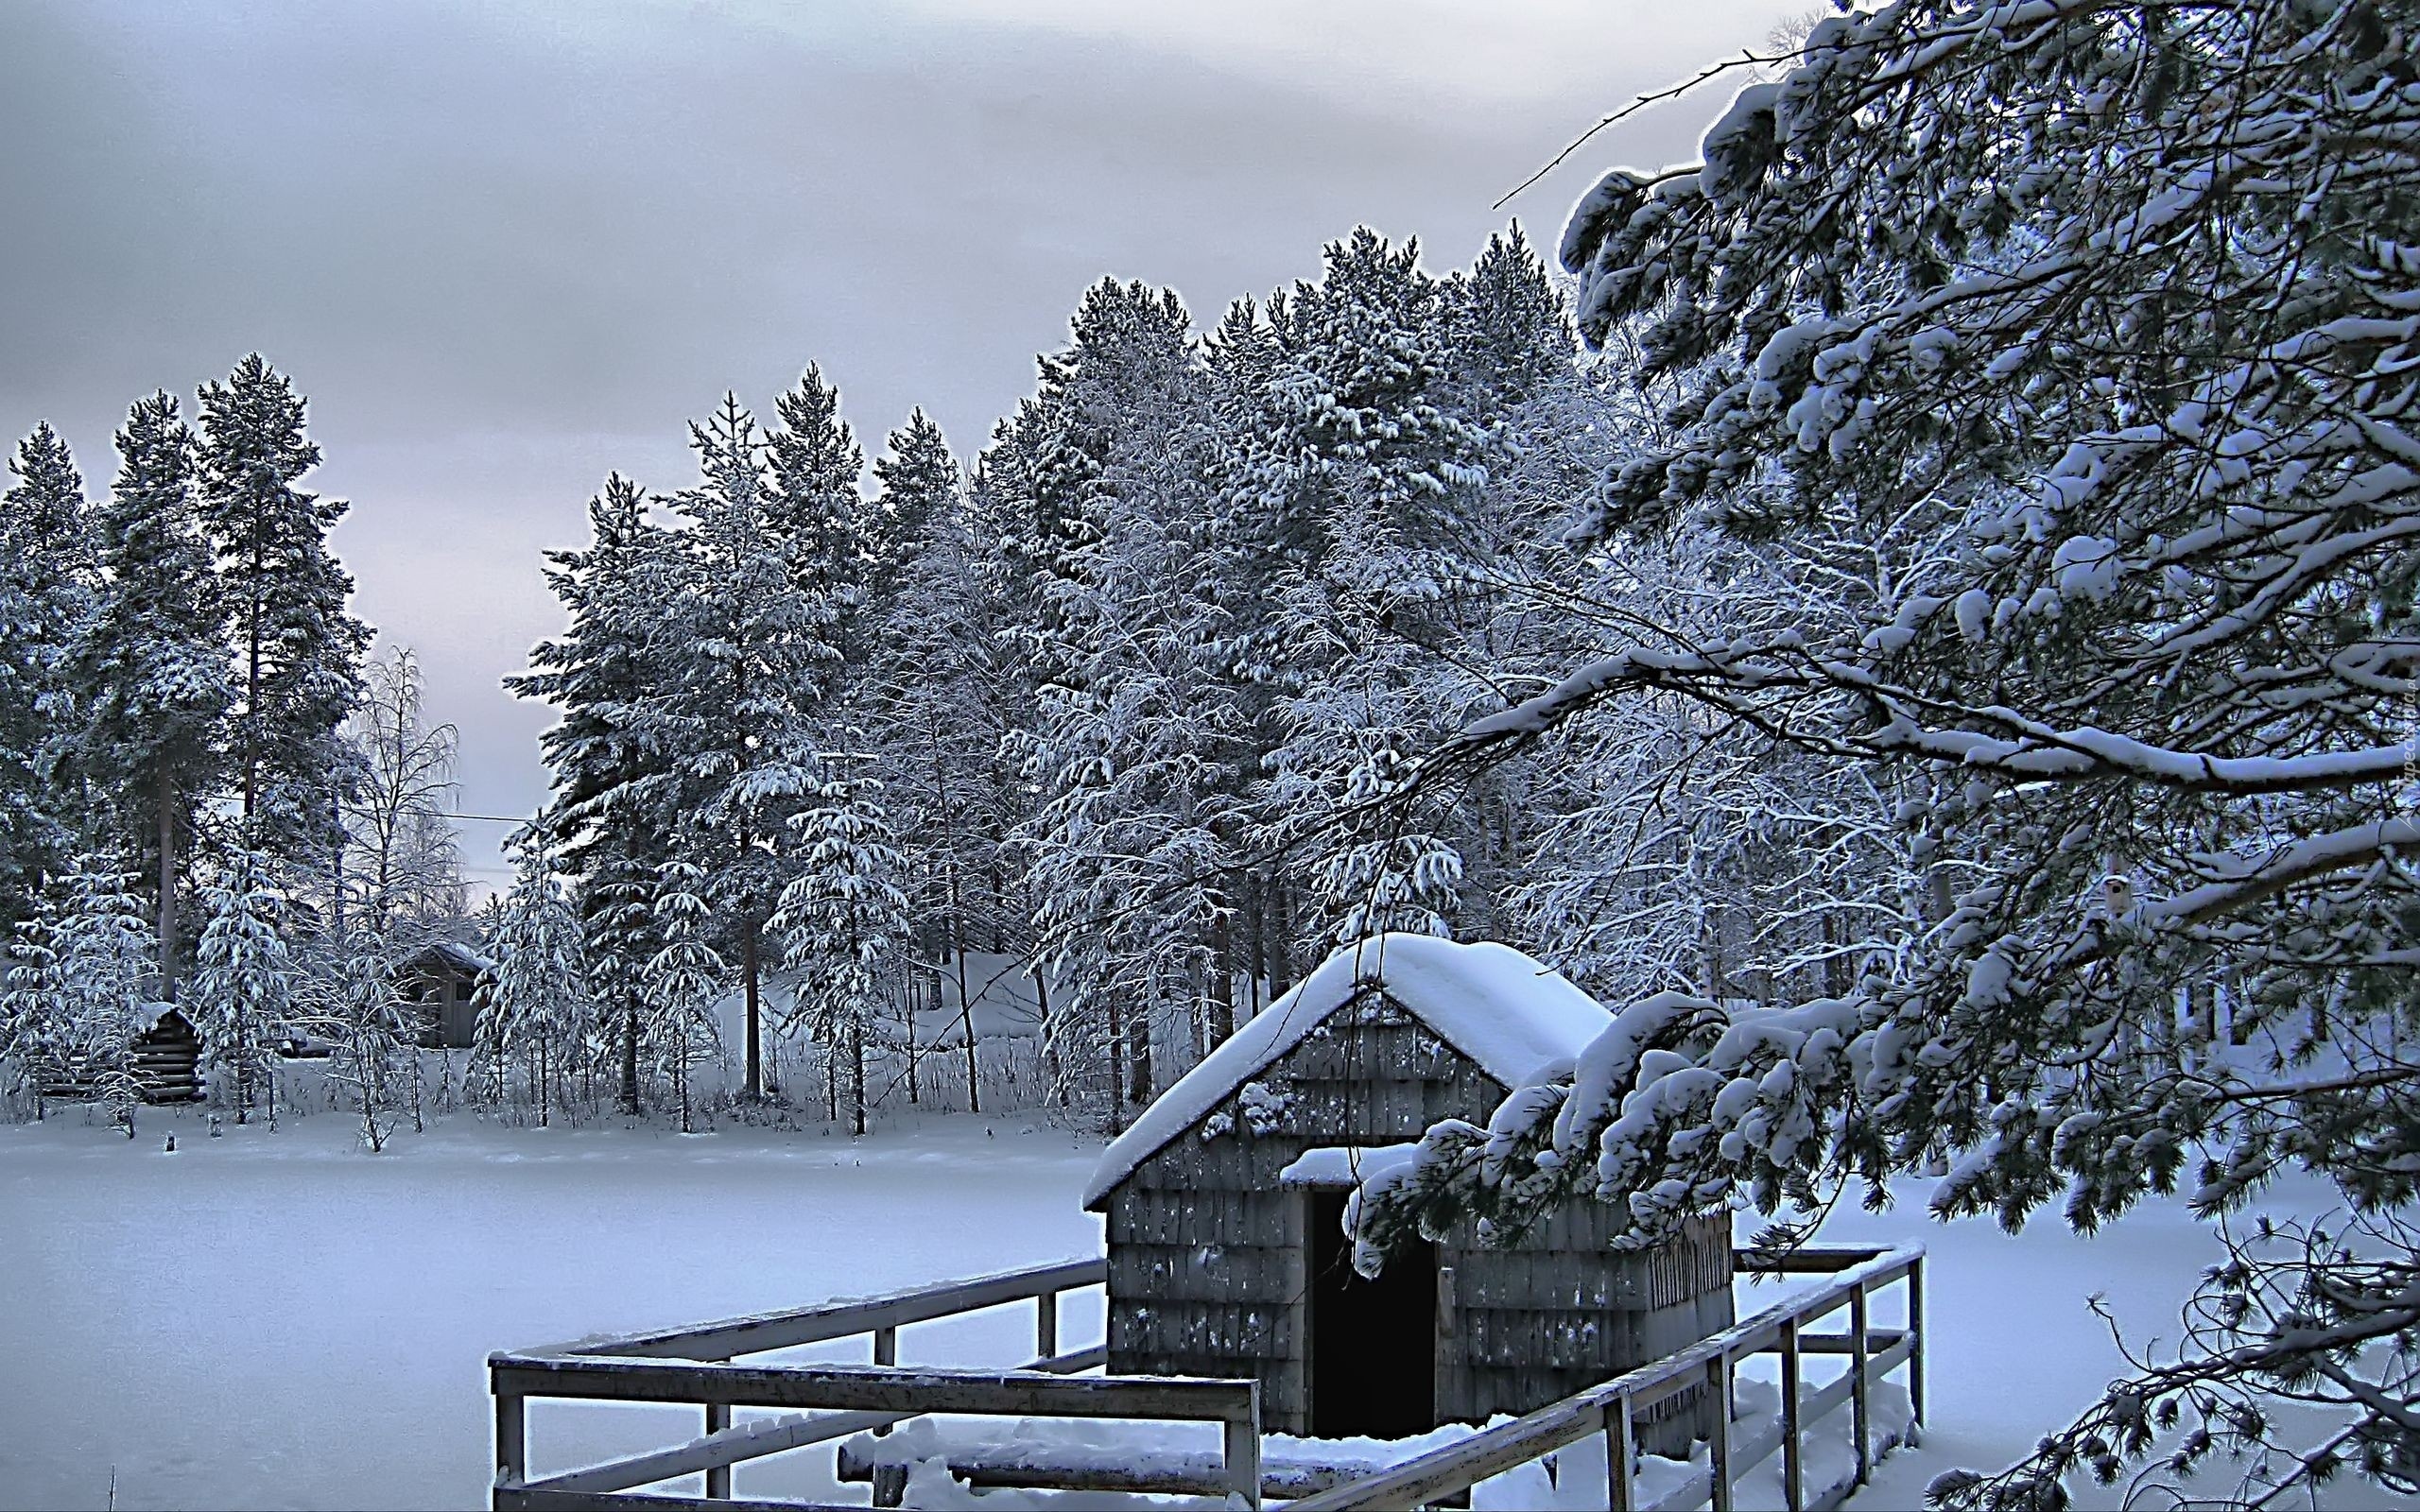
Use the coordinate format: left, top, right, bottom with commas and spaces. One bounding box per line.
1438, 1209, 1732, 1452
1106, 1010, 1499, 1435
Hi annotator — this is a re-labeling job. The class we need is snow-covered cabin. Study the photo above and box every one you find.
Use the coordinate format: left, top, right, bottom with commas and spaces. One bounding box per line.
400, 940, 494, 1049
1083, 935, 1733, 1449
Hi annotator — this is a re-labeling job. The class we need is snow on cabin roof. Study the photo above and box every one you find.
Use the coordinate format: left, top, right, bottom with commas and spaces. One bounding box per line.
1081, 935, 1612, 1211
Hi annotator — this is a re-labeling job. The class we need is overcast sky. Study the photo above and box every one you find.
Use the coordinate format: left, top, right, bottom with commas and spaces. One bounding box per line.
3, 0, 1797, 892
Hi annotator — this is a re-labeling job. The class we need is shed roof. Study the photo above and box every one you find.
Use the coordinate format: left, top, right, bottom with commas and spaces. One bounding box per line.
1081, 935, 1611, 1210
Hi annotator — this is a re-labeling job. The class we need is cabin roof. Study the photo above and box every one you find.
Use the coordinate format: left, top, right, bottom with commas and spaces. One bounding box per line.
1080, 935, 1611, 1210
408, 938, 498, 976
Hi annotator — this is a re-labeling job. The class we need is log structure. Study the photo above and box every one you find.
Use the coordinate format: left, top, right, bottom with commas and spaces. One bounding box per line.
1084, 935, 1734, 1451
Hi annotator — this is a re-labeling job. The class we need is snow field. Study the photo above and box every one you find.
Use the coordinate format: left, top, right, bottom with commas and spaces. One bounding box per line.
3, 1108, 2411, 1509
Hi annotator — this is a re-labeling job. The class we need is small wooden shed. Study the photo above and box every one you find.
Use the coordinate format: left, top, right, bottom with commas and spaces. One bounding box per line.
130, 1005, 203, 1103
400, 940, 495, 1050
1084, 935, 1733, 1449
34, 1004, 203, 1104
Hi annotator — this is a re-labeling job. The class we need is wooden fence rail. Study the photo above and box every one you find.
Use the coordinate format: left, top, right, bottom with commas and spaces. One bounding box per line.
491, 1257, 1114, 1511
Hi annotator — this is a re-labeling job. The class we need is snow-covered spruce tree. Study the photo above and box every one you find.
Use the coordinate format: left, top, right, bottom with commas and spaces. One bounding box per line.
311, 929, 412, 1151
774, 764, 909, 1136
37, 860, 156, 1134
76, 392, 230, 1002
195, 355, 368, 874
655, 391, 838, 1101
0, 905, 60, 1112
192, 848, 296, 1125
475, 847, 591, 1126
642, 861, 724, 1134
510, 474, 681, 1114
1361, 4, 2420, 1504
0, 556, 60, 937
2, 422, 97, 902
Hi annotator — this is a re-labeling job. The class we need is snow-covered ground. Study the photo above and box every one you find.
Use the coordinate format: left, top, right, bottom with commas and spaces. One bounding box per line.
2, 1106, 2407, 1509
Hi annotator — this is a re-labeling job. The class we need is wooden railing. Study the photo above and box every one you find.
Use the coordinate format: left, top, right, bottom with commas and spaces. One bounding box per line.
489, 1257, 1137, 1511
491, 1244, 1921, 1512
1288, 1244, 1926, 1512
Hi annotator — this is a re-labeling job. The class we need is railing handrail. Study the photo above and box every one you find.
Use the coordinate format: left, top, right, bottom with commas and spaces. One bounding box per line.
498, 1255, 1106, 1363
1287, 1243, 1925, 1512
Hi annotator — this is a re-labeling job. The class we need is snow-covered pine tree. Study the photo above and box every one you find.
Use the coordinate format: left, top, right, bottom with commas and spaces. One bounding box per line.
656, 393, 830, 1101
194, 355, 368, 877
763, 366, 871, 709
192, 848, 296, 1125
510, 474, 681, 1114
1364, 5, 2420, 1503
859, 415, 999, 1104
77, 392, 231, 1002
475, 847, 592, 1126
864, 408, 957, 618
1006, 279, 1244, 1117
641, 861, 723, 1134
1236, 229, 1493, 948
774, 764, 909, 1136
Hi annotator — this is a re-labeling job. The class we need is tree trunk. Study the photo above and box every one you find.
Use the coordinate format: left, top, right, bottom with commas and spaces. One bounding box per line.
742, 921, 762, 1101
1126, 999, 1153, 1108
954, 919, 979, 1115
157, 769, 179, 1002
903, 978, 921, 1106
1267, 870, 1293, 999
1209, 903, 1235, 1045
850, 1015, 867, 1136
621, 994, 641, 1115
1106, 991, 1124, 1129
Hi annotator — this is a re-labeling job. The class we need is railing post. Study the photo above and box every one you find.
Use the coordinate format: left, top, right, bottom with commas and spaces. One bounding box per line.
1850, 1282, 1873, 1485
1224, 1382, 1263, 1510
1605, 1396, 1634, 1512
1037, 1289, 1059, 1359
1780, 1315, 1804, 1512
703, 1399, 730, 1498
493, 1379, 527, 1502
1708, 1352, 1733, 1512
872, 1327, 899, 1440
1909, 1255, 1927, 1432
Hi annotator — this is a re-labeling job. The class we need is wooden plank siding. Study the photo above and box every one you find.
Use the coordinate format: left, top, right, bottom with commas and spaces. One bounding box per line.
1103, 1000, 1732, 1445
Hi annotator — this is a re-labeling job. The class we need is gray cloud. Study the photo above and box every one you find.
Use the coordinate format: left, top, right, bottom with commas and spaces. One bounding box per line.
1, 0, 1796, 890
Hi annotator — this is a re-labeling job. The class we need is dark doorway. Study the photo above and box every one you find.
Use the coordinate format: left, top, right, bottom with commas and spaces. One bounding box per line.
1306, 1189, 1437, 1438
